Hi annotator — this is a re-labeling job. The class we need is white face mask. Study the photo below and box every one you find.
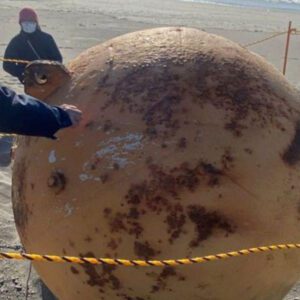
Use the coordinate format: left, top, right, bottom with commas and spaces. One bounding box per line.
21, 21, 37, 34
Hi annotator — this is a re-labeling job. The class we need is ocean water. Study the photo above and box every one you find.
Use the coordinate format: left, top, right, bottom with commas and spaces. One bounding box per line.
182, 0, 300, 11
3, 0, 300, 12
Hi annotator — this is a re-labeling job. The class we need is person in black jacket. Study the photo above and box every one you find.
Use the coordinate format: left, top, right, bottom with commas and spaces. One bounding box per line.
0, 84, 82, 166
0, 83, 82, 165
3, 7, 63, 83
0, 85, 81, 138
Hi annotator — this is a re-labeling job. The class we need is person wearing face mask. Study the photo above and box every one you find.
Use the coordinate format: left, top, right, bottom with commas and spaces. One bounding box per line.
3, 8, 63, 84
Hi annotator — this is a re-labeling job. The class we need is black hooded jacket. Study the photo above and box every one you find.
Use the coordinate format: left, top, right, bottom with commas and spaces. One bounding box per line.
3, 29, 62, 82
0, 85, 71, 138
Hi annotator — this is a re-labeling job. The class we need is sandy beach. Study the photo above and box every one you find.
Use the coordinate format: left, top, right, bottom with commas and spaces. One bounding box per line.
1, 0, 300, 299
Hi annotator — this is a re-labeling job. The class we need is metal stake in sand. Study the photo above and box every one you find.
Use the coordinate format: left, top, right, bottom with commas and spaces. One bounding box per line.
283, 21, 296, 75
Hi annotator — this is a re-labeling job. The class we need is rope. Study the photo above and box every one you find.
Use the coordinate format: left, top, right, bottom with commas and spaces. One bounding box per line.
0, 30, 295, 65
24, 262, 32, 300
0, 31, 291, 65
0, 29, 296, 61
0, 243, 299, 267
0, 134, 16, 138
0, 57, 30, 65
243, 31, 287, 48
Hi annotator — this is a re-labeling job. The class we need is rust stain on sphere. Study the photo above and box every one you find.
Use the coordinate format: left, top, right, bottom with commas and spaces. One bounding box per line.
12, 27, 300, 300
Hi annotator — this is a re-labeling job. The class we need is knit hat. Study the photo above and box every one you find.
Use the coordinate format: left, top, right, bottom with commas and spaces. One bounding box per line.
19, 8, 38, 24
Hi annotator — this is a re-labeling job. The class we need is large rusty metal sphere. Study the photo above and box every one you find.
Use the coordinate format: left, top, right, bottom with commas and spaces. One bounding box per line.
12, 27, 300, 300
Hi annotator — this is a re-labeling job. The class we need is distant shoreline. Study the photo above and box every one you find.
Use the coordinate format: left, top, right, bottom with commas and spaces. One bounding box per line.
179, 0, 300, 12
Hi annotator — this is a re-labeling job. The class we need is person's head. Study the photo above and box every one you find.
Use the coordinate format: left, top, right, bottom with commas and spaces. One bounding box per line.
19, 8, 38, 34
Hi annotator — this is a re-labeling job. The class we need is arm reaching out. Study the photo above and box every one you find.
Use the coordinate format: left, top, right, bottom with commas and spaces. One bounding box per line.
0, 85, 82, 138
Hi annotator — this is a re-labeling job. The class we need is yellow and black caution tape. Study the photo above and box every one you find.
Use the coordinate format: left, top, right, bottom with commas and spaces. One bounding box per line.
0, 57, 30, 65
0, 134, 16, 138
0, 243, 300, 267
243, 31, 287, 48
